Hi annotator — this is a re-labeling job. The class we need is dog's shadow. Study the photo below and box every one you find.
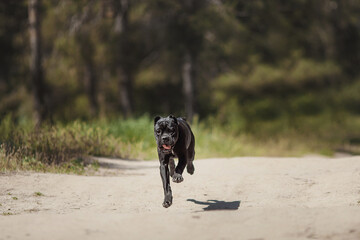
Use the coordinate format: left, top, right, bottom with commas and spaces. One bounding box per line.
187, 199, 240, 211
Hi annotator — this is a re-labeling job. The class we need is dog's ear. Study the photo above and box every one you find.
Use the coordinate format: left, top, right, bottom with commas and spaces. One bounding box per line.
168, 115, 178, 124
154, 116, 161, 125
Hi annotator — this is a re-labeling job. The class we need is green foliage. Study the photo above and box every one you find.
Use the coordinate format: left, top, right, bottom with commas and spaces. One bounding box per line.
2, 212, 13, 216
34, 192, 44, 197
211, 57, 347, 134
1, 0, 360, 122
5, 114, 360, 174
0, 118, 136, 173
1, 0, 360, 168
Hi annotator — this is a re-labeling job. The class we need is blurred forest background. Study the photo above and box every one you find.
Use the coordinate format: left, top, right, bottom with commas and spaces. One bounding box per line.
1, 0, 360, 171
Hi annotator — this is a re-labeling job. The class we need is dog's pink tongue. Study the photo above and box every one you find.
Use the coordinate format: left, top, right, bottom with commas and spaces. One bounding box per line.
162, 145, 171, 150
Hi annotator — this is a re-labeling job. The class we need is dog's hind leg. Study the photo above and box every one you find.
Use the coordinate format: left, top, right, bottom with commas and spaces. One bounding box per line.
186, 133, 195, 175
169, 157, 175, 177
186, 151, 195, 175
186, 141, 195, 175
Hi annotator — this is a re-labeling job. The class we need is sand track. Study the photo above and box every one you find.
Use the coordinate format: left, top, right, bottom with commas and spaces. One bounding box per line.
1, 156, 360, 239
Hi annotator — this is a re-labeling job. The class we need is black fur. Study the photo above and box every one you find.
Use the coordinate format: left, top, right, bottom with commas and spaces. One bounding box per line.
154, 115, 195, 208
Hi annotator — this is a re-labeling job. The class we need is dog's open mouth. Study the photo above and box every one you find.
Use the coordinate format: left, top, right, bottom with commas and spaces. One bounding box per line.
162, 144, 172, 150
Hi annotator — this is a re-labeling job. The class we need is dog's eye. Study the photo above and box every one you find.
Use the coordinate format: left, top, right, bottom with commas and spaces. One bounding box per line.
156, 129, 161, 135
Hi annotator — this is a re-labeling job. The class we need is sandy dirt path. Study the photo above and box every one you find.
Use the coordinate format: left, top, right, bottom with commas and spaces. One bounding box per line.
1, 156, 360, 240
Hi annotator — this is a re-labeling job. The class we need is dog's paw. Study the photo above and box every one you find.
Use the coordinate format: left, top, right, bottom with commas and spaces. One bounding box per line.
162, 196, 173, 208
162, 200, 172, 208
187, 163, 195, 175
172, 173, 184, 183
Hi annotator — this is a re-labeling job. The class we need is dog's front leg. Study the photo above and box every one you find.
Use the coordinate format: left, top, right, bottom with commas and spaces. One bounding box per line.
159, 154, 172, 208
172, 154, 186, 183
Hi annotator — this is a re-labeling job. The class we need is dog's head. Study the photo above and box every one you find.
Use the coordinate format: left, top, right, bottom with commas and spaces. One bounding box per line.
154, 115, 179, 153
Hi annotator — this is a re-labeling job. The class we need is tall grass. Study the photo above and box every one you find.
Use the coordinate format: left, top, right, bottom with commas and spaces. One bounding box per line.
1, 114, 358, 174
0, 116, 151, 173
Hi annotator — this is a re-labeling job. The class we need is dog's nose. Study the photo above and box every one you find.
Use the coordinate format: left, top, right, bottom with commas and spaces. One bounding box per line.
162, 136, 170, 142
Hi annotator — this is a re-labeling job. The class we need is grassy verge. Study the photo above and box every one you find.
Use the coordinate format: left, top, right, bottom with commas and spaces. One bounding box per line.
1, 114, 359, 174
0, 115, 159, 173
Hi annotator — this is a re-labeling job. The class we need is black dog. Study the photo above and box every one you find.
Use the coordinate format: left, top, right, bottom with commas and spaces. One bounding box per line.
154, 115, 195, 208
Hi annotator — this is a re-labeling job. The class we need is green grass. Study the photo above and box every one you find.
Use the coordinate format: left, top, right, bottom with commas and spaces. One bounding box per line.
1, 114, 359, 174
0, 117, 141, 173
34, 192, 44, 197
2, 212, 13, 216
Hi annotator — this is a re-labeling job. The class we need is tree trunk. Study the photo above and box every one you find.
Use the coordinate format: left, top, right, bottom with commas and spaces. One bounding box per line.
83, 62, 98, 117
117, 66, 133, 118
182, 51, 195, 122
28, 0, 47, 125
77, 32, 99, 118
114, 0, 133, 118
